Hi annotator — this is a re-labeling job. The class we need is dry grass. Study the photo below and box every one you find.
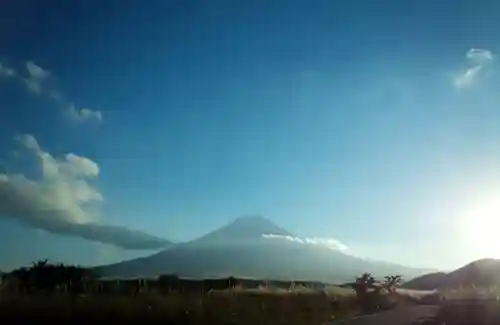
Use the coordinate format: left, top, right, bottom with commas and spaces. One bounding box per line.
441, 286, 500, 300
0, 283, 431, 324
0, 291, 360, 325
211, 285, 356, 296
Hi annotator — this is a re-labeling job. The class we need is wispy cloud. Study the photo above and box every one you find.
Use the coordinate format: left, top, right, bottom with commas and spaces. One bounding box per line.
0, 59, 103, 123
66, 104, 103, 122
24, 61, 51, 94
454, 48, 494, 89
262, 233, 348, 251
0, 63, 16, 77
0, 135, 170, 249
467, 48, 494, 64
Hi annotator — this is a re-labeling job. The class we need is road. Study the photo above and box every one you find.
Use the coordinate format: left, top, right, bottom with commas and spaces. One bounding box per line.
327, 305, 440, 325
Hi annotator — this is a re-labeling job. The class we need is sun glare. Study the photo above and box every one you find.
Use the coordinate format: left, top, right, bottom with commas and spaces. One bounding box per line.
461, 195, 500, 258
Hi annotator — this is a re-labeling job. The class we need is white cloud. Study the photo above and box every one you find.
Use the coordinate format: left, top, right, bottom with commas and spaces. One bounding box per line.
0, 62, 15, 77
0, 135, 170, 249
11, 134, 101, 223
0, 58, 103, 123
63, 153, 100, 177
26, 61, 50, 80
303, 237, 348, 250
24, 78, 43, 94
262, 233, 348, 251
466, 48, 493, 64
454, 65, 483, 89
454, 48, 494, 89
66, 105, 103, 122
23, 61, 51, 95
17, 134, 40, 151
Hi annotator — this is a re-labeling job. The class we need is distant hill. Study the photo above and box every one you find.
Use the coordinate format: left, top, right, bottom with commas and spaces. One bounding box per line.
94, 216, 429, 283
402, 258, 500, 290
401, 272, 448, 290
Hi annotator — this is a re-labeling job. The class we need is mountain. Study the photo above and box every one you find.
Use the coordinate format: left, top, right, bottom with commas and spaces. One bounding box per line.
94, 216, 429, 283
401, 272, 448, 290
191, 215, 293, 245
402, 258, 500, 290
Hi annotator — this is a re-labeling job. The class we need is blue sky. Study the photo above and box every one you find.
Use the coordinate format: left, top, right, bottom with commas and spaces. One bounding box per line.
1, 0, 500, 271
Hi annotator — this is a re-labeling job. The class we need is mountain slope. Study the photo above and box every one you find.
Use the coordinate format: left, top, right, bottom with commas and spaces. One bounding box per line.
190, 215, 293, 245
402, 258, 500, 290
94, 216, 429, 283
401, 272, 448, 290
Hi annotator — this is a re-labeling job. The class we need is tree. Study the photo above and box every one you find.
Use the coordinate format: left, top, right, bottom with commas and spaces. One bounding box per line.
227, 276, 237, 288
30, 259, 60, 292
11, 266, 32, 293
383, 275, 403, 293
352, 272, 375, 298
6, 260, 94, 295
351, 272, 396, 312
61, 264, 92, 295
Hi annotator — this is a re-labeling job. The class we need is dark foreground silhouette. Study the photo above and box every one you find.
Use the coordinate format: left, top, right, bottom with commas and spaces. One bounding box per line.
0, 292, 360, 325
0, 261, 423, 325
5, 297, 499, 325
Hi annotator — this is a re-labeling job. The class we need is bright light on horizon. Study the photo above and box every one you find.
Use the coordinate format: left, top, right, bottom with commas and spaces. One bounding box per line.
460, 192, 500, 259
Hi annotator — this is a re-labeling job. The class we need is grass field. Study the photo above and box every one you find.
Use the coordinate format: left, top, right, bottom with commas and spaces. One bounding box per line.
6, 279, 500, 324
441, 287, 500, 300
0, 268, 435, 324
0, 290, 361, 324
0, 286, 435, 324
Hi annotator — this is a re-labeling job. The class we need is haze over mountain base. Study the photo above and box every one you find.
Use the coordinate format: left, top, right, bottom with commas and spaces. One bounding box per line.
94, 216, 431, 282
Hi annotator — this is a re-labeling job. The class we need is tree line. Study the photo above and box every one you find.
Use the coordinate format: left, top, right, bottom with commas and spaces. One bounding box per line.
1, 259, 94, 294
1, 260, 403, 298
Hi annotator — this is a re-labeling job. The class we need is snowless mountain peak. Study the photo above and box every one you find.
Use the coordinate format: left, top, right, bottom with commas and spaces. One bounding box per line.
193, 215, 293, 244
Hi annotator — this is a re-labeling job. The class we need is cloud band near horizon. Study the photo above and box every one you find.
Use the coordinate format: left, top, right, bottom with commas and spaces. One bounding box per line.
0, 135, 171, 250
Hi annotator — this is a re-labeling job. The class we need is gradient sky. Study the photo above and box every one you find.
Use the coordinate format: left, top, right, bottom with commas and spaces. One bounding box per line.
1, 0, 500, 271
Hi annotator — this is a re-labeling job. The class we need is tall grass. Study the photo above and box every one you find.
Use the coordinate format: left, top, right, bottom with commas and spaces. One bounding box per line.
0, 291, 360, 325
